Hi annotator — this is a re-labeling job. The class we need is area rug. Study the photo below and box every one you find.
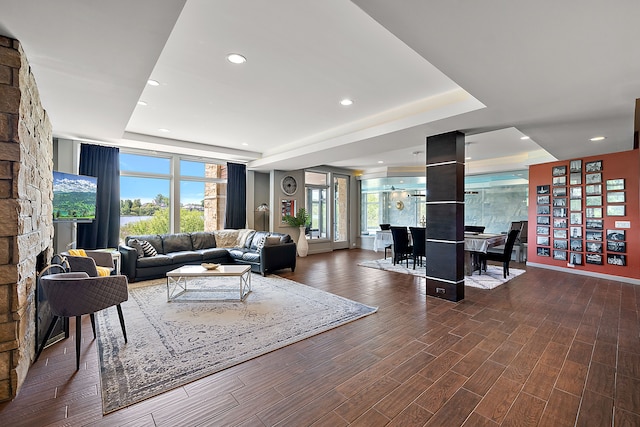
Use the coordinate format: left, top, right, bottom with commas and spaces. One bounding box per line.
95, 275, 377, 414
358, 258, 525, 290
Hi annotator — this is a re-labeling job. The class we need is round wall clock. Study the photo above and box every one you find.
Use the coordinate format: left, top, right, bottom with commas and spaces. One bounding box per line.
281, 175, 298, 196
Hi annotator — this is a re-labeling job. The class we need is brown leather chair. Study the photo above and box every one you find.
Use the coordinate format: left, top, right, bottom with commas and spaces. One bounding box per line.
34, 272, 129, 370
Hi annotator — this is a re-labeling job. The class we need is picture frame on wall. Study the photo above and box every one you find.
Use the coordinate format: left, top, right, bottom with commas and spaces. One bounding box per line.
553, 229, 568, 239
553, 240, 568, 250
585, 230, 603, 241
585, 219, 603, 229
537, 185, 550, 194
607, 241, 626, 253
585, 160, 603, 172
570, 239, 582, 251
570, 187, 582, 199
585, 196, 602, 206
607, 254, 626, 266
537, 236, 550, 245
553, 250, 567, 261
585, 207, 603, 218
570, 213, 582, 225
570, 199, 582, 211
552, 187, 567, 197
553, 198, 567, 207
569, 173, 582, 185
606, 205, 626, 216
606, 229, 625, 241
537, 195, 550, 205
553, 208, 567, 218
553, 218, 568, 228
552, 165, 567, 176
586, 253, 603, 265
552, 176, 567, 186
537, 205, 550, 215
585, 173, 602, 184
570, 159, 582, 173
569, 252, 583, 265
606, 179, 625, 190
537, 247, 550, 257
536, 226, 550, 235
586, 241, 603, 253
585, 184, 602, 195
606, 192, 625, 203
570, 227, 582, 238
537, 215, 550, 225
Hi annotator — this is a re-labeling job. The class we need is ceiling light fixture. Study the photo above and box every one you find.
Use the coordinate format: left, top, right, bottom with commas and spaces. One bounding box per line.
158, 128, 170, 133
241, 142, 249, 146
147, 79, 160, 86
227, 53, 246, 64
590, 136, 606, 141
340, 98, 353, 106
520, 136, 530, 140
377, 160, 384, 164
137, 101, 147, 106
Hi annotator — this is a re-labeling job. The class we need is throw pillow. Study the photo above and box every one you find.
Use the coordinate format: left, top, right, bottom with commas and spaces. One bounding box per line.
139, 239, 158, 257
128, 239, 145, 259
254, 235, 267, 252
265, 236, 281, 246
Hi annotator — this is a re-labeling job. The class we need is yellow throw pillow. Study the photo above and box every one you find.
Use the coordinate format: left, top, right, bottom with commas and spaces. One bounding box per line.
95, 266, 111, 277
68, 249, 87, 257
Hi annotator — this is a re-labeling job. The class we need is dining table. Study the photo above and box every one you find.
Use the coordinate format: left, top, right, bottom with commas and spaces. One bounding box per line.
375, 229, 506, 276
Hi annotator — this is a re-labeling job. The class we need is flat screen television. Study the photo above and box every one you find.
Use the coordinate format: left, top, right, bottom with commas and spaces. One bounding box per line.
52, 171, 98, 222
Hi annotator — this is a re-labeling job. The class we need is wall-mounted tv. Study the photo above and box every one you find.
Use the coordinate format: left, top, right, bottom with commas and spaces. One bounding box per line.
52, 171, 98, 222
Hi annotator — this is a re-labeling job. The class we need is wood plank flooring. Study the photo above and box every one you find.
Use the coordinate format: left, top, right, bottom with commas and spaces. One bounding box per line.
1, 249, 639, 426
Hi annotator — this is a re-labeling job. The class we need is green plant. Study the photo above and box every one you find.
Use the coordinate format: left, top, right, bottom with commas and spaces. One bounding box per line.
283, 208, 310, 227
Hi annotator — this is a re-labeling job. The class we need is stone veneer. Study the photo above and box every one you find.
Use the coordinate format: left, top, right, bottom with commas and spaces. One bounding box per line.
0, 35, 54, 401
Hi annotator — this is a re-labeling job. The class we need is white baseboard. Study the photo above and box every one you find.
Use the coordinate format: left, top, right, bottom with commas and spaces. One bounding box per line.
526, 262, 640, 286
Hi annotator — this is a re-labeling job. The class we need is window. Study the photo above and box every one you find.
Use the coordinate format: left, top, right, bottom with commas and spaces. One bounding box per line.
119, 152, 227, 241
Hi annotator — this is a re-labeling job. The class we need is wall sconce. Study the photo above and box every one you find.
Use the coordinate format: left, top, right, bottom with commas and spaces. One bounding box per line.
396, 201, 404, 210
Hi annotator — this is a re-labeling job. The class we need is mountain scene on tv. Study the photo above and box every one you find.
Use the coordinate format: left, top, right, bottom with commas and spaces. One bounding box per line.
53, 172, 98, 220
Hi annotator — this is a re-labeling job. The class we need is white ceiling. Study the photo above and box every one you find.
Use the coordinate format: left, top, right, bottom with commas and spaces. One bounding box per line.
0, 0, 638, 175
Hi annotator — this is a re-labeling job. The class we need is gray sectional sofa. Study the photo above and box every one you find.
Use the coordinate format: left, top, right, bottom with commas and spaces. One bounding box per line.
119, 230, 296, 281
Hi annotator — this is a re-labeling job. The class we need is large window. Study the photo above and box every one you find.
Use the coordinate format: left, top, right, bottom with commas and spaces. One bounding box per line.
119, 153, 226, 241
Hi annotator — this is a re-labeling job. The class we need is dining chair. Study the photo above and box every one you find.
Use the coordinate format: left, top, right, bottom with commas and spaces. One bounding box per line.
390, 226, 413, 267
464, 225, 486, 233
409, 227, 426, 269
379, 224, 392, 259
479, 229, 520, 278
34, 272, 129, 370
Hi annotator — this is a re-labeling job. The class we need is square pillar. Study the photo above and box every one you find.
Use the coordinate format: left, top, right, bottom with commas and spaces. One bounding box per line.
425, 131, 465, 301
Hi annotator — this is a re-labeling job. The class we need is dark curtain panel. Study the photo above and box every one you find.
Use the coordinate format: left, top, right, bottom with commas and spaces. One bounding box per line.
224, 162, 247, 229
77, 144, 120, 249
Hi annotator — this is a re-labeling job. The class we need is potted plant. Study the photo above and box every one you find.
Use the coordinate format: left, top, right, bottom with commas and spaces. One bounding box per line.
283, 208, 311, 257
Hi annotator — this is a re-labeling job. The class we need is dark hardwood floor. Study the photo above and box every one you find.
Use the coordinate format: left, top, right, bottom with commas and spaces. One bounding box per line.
1, 249, 639, 426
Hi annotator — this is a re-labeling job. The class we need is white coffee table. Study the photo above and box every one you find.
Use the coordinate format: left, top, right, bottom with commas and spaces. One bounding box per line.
166, 264, 251, 302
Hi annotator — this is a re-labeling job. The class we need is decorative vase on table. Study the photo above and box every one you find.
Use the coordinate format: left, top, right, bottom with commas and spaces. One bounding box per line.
297, 226, 309, 257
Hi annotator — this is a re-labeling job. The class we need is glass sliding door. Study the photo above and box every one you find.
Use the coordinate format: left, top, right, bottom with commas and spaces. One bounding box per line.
333, 174, 349, 249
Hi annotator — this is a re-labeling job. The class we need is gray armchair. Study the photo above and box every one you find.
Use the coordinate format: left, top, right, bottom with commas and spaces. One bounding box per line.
34, 272, 129, 370
62, 250, 115, 277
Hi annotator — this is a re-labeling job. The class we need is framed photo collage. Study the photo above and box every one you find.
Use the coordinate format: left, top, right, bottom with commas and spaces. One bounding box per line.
536, 159, 627, 267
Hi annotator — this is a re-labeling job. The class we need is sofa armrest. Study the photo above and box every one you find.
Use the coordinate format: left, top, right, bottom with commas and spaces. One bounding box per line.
118, 245, 138, 281
260, 242, 297, 275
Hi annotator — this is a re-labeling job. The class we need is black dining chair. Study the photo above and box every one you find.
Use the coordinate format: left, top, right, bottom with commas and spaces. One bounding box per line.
379, 224, 392, 259
390, 226, 413, 267
409, 227, 426, 269
479, 229, 520, 278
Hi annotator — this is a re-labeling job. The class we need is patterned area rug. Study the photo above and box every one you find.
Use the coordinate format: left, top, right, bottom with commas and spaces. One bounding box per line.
96, 275, 377, 414
358, 258, 525, 290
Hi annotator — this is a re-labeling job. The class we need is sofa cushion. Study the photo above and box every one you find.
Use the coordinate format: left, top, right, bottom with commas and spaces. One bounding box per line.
162, 233, 193, 253
137, 254, 172, 267
271, 232, 292, 244
242, 251, 260, 263
190, 232, 216, 250
196, 248, 230, 262
166, 251, 202, 264
227, 248, 247, 260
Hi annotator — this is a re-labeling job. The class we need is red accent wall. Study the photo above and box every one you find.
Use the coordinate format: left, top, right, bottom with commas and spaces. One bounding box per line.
528, 149, 640, 280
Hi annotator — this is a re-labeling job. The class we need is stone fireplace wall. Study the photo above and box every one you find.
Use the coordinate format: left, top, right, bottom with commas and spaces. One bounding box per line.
0, 35, 54, 401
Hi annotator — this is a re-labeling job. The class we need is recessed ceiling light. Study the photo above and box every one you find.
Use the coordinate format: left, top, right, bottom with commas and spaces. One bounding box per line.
377, 160, 384, 164
340, 98, 354, 106
520, 136, 530, 140
241, 142, 249, 146
158, 128, 170, 133
590, 136, 606, 141
137, 101, 147, 106
227, 53, 247, 64
147, 79, 160, 86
